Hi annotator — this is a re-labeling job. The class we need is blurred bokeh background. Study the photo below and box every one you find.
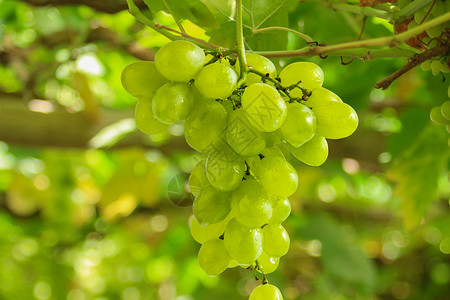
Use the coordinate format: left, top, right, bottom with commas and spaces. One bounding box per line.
0, 0, 449, 299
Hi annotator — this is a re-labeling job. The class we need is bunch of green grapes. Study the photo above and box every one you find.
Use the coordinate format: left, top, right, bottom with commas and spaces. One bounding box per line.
430, 100, 450, 137
121, 40, 359, 299
400, 0, 449, 47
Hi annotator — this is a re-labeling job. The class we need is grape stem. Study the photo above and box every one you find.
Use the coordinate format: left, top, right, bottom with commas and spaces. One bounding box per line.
247, 69, 309, 102
236, 0, 248, 87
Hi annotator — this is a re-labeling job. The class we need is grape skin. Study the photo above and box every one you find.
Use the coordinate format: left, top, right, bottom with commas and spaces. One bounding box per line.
152, 83, 194, 124
226, 108, 266, 157
134, 97, 169, 135
195, 62, 238, 99
205, 145, 245, 192
198, 239, 230, 276
262, 224, 290, 258
184, 99, 228, 153
249, 284, 283, 300
279, 102, 317, 148
231, 178, 273, 228
224, 219, 263, 266
256, 251, 279, 274
155, 40, 205, 82
190, 214, 231, 244
257, 155, 298, 198
288, 135, 328, 167
241, 83, 287, 132
279, 62, 324, 98
193, 185, 231, 226
189, 160, 210, 197
313, 101, 359, 139
121, 61, 168, 98
306, 87, 342, 109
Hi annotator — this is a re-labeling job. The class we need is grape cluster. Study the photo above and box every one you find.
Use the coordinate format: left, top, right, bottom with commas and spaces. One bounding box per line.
400, 0, 450, 45
121, 40, 358, 299
430, 100, 450, 135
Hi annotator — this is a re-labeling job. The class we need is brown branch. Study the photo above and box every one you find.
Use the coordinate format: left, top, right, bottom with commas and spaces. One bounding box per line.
21, 0, 146, 14
374, 42, 450, 90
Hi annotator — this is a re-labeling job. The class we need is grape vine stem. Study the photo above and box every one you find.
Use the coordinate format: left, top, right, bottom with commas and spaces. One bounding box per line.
236, 0, 248, 87
253, 12, 450, 58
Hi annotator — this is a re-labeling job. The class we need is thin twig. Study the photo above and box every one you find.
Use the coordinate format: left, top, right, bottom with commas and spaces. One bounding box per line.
162, 0, 186, 34
252, 26, 315, 43
254, 12, 450, 58
374, 42, 450, 90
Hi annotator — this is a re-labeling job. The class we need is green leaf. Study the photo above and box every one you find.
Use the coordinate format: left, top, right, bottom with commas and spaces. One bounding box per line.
144, 0, 219, 28
387, 125, 449, 229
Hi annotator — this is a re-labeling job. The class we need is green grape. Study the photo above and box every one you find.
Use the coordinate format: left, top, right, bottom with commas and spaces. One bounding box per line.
121, 61, 168, 98
430, 106, 449, 125
427, 25, 444, 38
265, 130, 283, 148
269, 197, 291, 224
279, 62, 324, 98
262, 224, 290, 258
306, 87, 342, 109
442, 101, 450, 120
246, 147, 285, 177
257, 155, 298, 198
231, 178, 272, 228
134, 97, 169, 135
421, 60, 432, 72
288, 135, 328, 166
224, 218, 263, 265
228, 260, 239, 268
256, 251, 279, 274
280, 102, 316, 147
189, 160, 209, 197
249, 284, 283, 300
313, 101, 358, 139
193, 185, 231, 226
184, 99, 228, 153
206, 143, 245, 191
431, 60, 442, 76
241, 83, 287, 132
155, 40, 205, 82
152, 83, 194, 124
195, 62, 238, 99
407, 20, 419, 31
448, 85, 450, 98
235, 53, 277, 85
413, 9, 427, 24
226, 109, 266, 157
198, 239, 230, 276
190, 214, 231, 244
430, 0, 445, 17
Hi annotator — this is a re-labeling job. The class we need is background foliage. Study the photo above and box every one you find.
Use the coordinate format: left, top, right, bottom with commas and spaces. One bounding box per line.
0, 0, 449, 299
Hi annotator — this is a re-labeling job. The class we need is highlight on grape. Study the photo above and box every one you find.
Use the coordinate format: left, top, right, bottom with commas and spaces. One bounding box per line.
121, 40, 359, 299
